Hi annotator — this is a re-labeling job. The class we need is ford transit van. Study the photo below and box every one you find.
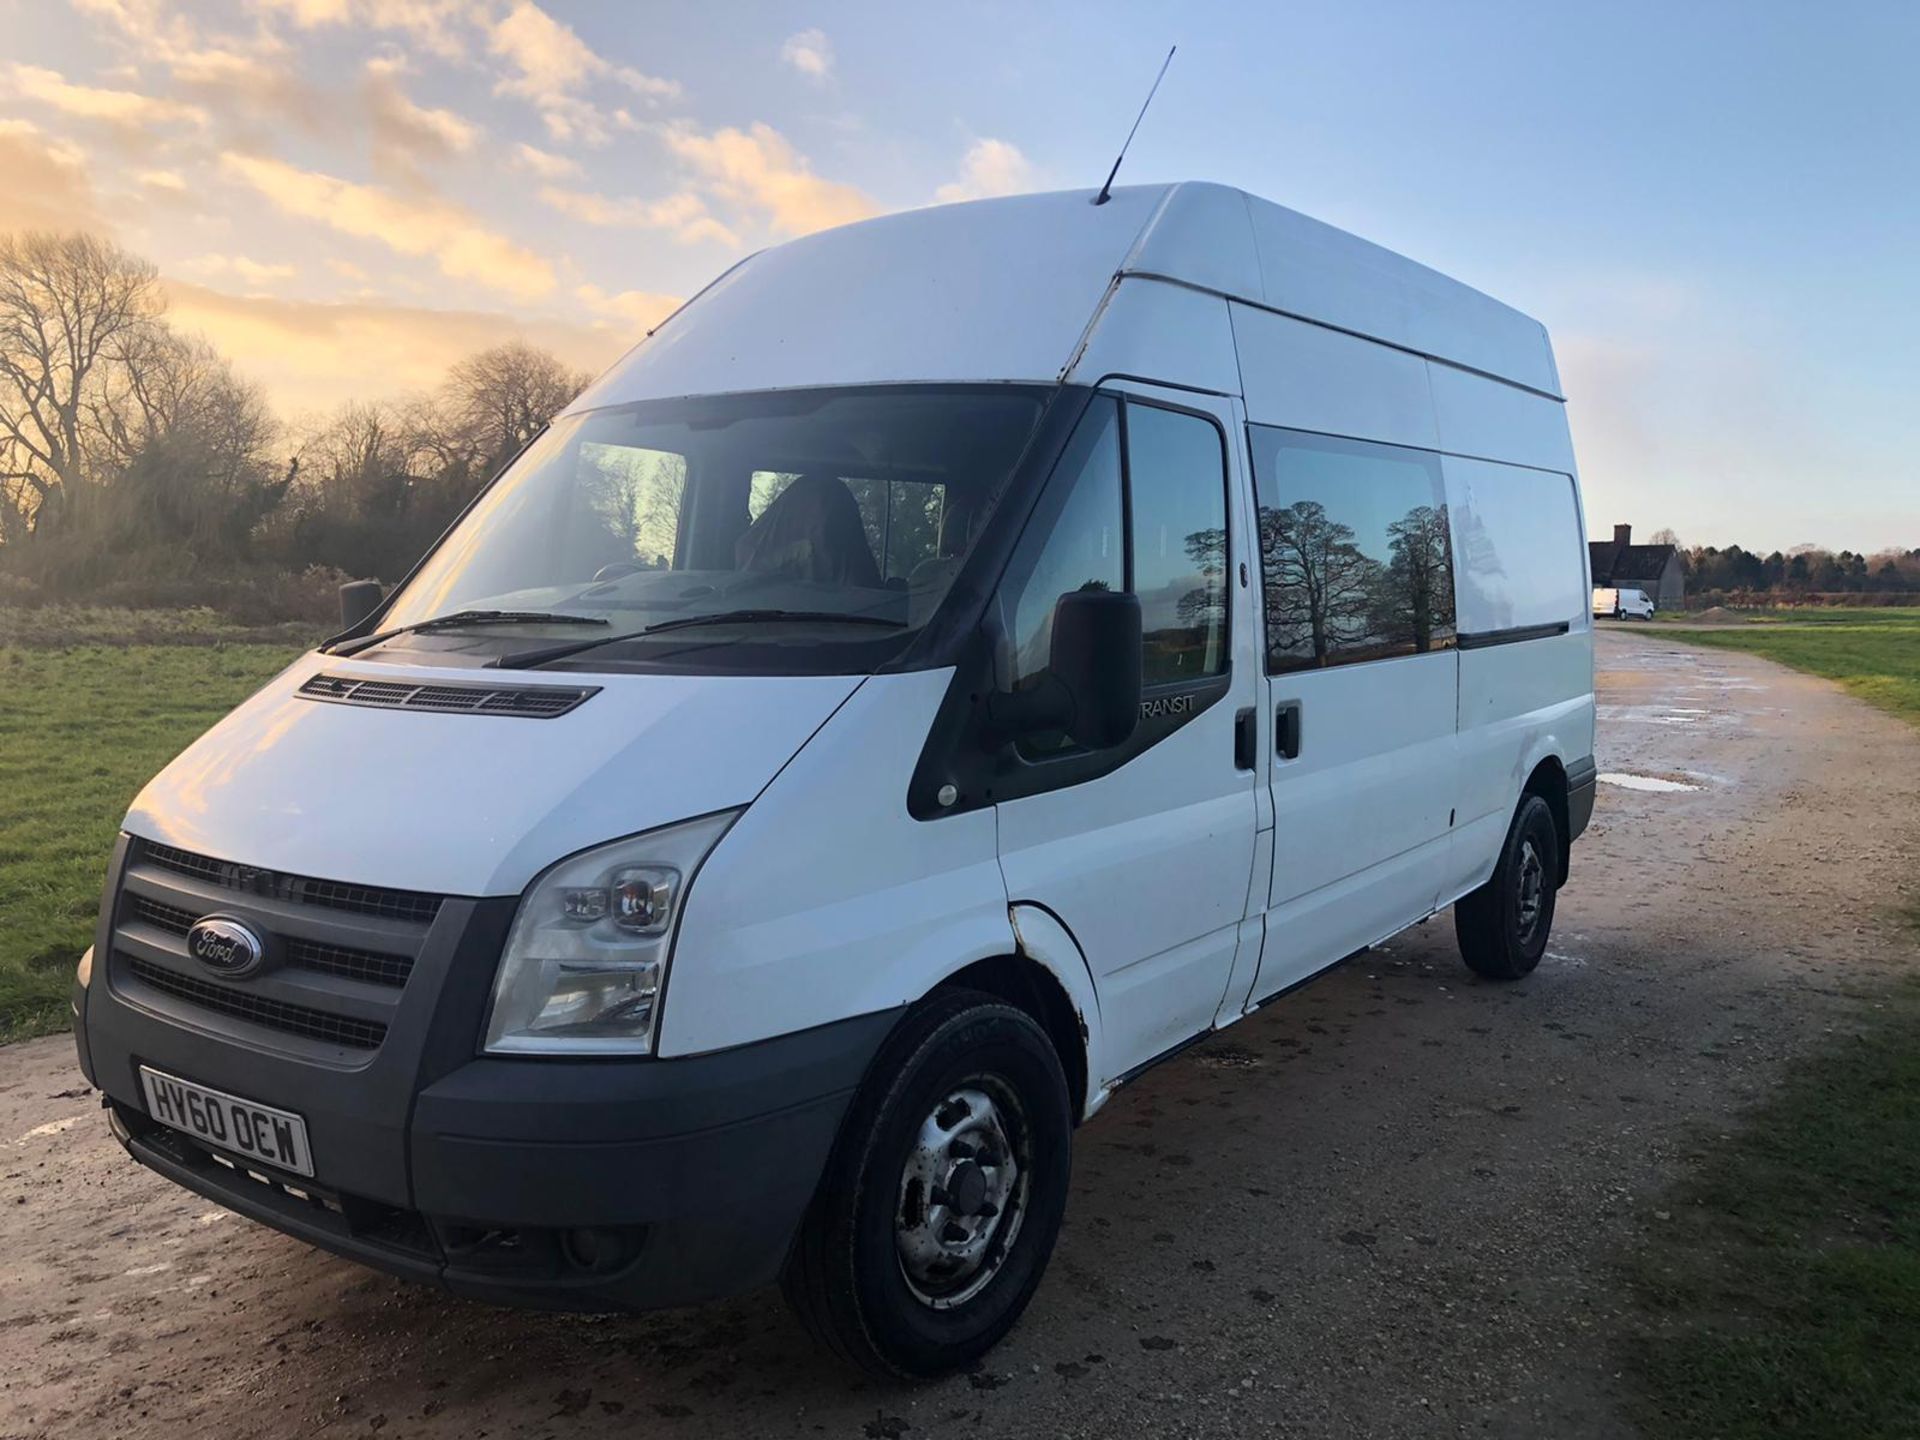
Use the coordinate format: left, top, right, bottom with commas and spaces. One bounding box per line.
71, 182, 1596, 1377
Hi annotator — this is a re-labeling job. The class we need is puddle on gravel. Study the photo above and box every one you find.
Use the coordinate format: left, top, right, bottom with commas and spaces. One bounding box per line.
1599, 772, 1702, 793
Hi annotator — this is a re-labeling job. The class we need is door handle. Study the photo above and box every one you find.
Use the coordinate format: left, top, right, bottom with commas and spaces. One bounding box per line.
1275, 700, 1302, 760
1233, 706, 1256, 771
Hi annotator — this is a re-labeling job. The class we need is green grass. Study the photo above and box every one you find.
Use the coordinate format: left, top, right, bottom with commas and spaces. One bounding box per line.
0, 603, 324, 649
1654, 608, 1920, 728
0, 638, 303, 1040
1628, 982, 1920, 1439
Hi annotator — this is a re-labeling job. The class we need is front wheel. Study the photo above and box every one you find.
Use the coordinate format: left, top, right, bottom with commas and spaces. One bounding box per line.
782, 991, 1073, 1378
1455, 793, 1560, 980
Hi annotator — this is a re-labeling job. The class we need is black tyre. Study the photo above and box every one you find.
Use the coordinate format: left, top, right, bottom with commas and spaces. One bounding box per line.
781, 990, 1073, 1378
1455, 793, 1560, 980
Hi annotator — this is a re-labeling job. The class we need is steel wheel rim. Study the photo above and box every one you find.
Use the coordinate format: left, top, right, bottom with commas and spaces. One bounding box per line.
895, 1078, 1030, 1310
1516, 837, 1546, 941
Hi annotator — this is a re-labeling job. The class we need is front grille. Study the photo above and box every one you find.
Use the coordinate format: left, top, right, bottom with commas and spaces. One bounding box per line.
285, 937, 412, 988
297, 672, 598, 719
126, 895, 413, 988
123, 955, 388, 1050
113, 840, 448, 1057
142, 842, 441, 926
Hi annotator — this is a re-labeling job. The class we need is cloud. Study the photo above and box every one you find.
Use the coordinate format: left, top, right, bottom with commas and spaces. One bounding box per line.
662, 121, 875, 237
3, 62, 208, 130
162, 277, 628, 413
246, 0, 475, 61
486, 1, 680, 145
220, 152, 556, 300
185, 254, 299, 286
780, 29, 834, 82
935, 138, 1039, 203
512, 141, 581, 180
0, 119, 107, 234
537, 186, 739, 247
575, 283, 682, 336
137, 168, 188, 193
325, 257, 370, 282
69, 1, 311, 126
363, 55, 481, 181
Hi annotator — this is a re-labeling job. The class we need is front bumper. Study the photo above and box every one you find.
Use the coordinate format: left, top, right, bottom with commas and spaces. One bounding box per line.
100, 1010, 895, 1309
80, 834, 900, 1311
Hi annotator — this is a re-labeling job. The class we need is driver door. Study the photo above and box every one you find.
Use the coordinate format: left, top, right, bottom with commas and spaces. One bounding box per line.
993, 386, 1262, 1081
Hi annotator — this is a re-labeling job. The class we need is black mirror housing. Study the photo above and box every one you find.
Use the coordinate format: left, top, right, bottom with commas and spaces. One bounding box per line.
1049, 588, 1142, 748
338, 579, 385, 631
986, 589, 1142, 751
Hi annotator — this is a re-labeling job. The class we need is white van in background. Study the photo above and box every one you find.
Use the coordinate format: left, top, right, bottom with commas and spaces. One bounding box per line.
72, 182, 1596, 1377
1595, 586, 1657, 619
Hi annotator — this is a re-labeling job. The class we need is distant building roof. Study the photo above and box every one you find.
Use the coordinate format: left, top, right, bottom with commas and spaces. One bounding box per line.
1591, 524, 1679, 587
1590, 540, 1679, 586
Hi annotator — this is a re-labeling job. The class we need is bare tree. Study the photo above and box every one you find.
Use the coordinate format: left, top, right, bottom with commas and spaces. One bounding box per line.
1649, 526, 1682, 548
440, 341, 591, 472
89, 330, 275, 492
0, 232, 162, 538
1379, 503, 1455, 651
1259, 499, 1384, 666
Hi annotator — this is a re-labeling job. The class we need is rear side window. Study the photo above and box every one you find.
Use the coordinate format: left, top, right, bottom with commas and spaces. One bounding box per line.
1249, 427, 1455, 673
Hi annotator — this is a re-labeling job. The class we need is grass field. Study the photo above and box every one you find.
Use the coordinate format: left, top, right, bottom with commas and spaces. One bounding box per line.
1628, 606, 1920, 1438
1629, 980, 1920, 1439
0, 611, 309, 1040
1652, 608, 1920, 727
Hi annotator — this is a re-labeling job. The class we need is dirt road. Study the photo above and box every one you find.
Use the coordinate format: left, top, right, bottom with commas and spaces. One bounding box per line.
5, 630, 1918, 1440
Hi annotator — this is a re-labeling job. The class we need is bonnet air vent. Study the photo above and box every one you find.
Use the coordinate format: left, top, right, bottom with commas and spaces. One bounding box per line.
297, 673, 600, 719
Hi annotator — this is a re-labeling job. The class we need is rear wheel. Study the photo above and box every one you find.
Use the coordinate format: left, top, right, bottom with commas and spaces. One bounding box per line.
782, 990, 1073, 1378
1455, 794, 1560, 980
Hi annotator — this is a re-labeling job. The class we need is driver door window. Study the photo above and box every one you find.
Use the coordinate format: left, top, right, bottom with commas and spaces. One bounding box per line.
994, 396, 1123, 757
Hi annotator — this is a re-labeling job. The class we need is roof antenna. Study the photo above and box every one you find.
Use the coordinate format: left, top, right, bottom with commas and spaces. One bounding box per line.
1093, 45, 1176, 206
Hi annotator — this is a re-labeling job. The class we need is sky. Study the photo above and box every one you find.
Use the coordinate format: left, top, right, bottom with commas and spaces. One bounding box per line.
3, 0, 1916, 552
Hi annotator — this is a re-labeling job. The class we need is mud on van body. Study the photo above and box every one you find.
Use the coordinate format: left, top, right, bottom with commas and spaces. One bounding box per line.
73, 182, 1596, 1377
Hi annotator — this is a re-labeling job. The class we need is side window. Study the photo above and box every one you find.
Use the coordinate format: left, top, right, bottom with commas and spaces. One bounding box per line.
1250, 427, 1455, 673
1128, 404, 1229, 686
995, 396, 1123, 755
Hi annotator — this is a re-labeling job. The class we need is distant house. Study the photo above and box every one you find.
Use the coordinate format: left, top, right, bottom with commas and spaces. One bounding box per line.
1589, 524, 1685, 608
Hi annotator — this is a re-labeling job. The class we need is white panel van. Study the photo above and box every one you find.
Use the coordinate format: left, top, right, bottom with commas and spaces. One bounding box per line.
1595, 585, 1657, 619
72, 183, 1596, 1377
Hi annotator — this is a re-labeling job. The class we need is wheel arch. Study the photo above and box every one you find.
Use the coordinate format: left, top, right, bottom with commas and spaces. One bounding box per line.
920, 904, 1105, 1124
1521, 753, 1572, 887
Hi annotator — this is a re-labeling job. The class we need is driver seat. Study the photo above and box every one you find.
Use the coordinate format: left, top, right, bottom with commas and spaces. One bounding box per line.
734, 473, 882, 588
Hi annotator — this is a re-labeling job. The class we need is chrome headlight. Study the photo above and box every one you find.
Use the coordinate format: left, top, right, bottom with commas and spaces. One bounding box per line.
484, 811, 738, 1055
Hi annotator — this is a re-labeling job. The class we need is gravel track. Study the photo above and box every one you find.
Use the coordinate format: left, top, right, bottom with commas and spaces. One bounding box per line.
4, 629, 1917, 1439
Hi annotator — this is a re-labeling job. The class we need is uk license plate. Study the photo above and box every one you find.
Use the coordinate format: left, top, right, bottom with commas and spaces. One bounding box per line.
138, 1066, 314, 1177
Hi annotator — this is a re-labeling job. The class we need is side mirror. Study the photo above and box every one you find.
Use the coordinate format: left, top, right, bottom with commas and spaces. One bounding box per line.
988, 588, 1142, 750
338, 579, 385, 631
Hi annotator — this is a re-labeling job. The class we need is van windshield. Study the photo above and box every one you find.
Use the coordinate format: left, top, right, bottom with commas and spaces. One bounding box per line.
378, 385, 1052, 668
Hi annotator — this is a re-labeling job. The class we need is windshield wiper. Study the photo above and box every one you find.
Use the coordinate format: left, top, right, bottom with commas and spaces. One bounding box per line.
324, 609, 609, 658
491, 608, 906, 670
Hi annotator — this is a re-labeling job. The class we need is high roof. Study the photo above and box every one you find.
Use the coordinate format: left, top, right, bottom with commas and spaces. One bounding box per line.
565, 182, 1561, 415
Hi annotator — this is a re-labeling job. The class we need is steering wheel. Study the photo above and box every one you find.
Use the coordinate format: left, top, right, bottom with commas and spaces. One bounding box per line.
591, 560, 644, 583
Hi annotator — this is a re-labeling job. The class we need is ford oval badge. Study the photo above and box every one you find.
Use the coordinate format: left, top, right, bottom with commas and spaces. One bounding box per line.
186, 916, 266, 977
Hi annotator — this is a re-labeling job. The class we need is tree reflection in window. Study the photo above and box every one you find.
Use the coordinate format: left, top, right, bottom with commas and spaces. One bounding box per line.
1251, 428, 1456, 674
